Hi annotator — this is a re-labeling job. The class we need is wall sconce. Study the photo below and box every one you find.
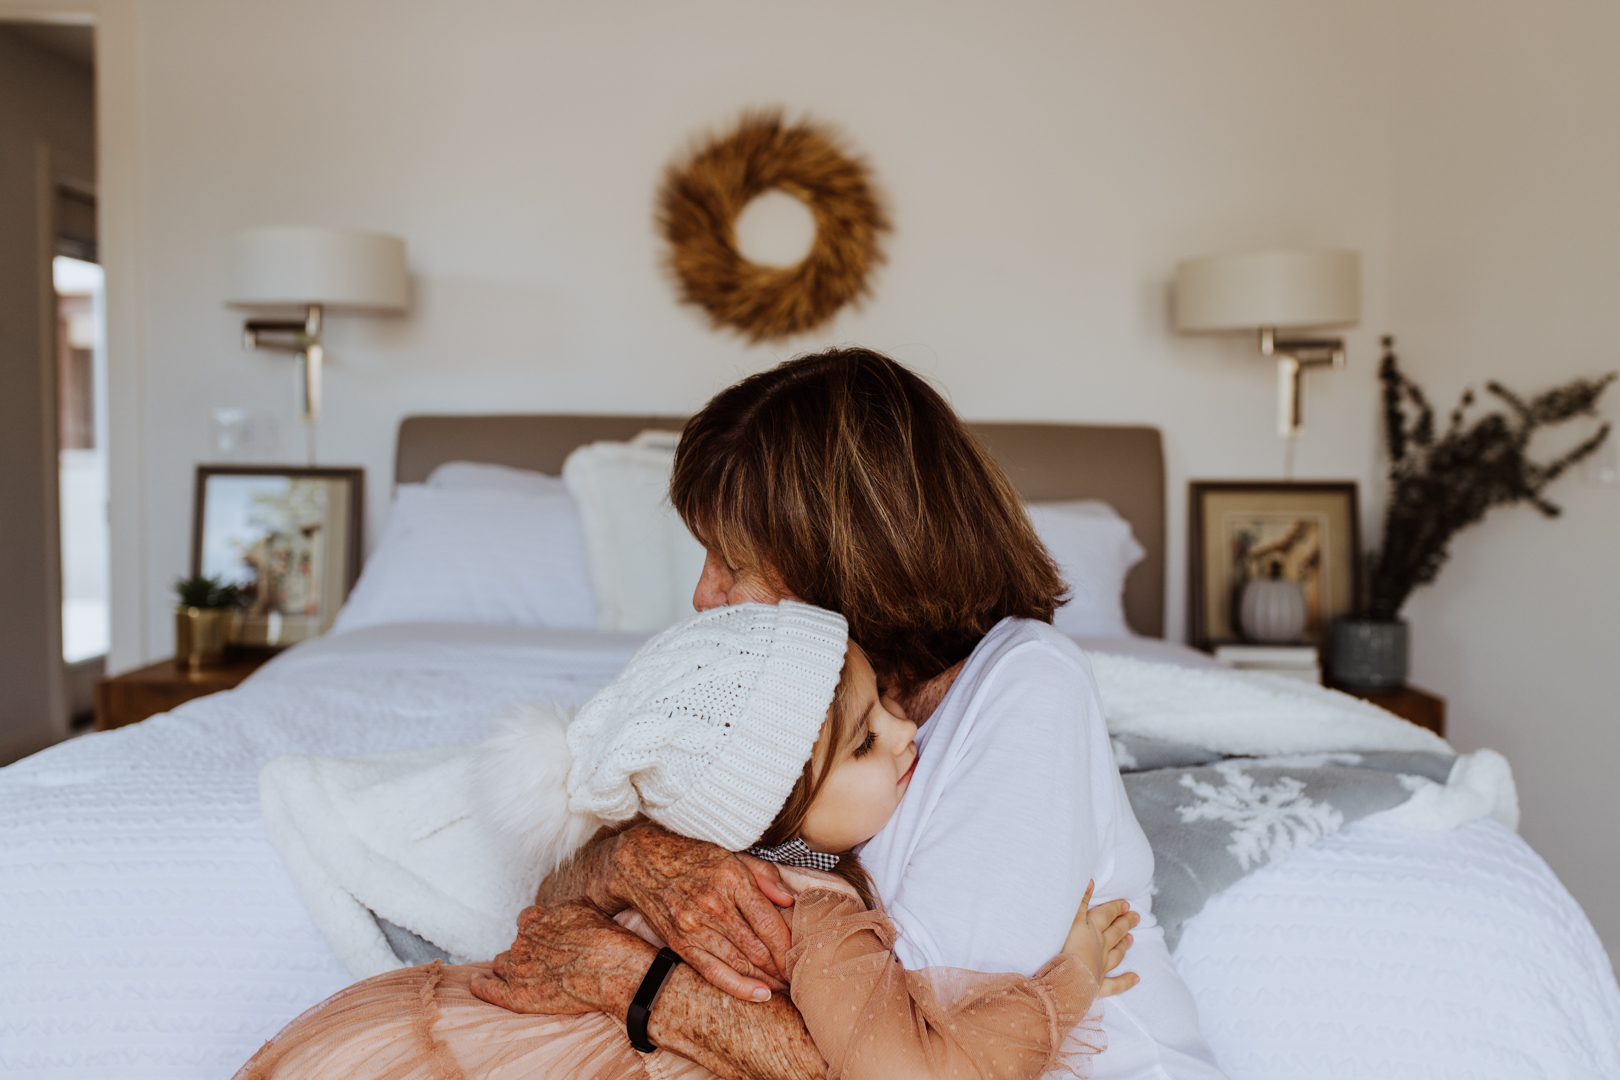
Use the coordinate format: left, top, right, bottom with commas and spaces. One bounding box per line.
226, 227, 408, 426
1173, 249, 1360, 437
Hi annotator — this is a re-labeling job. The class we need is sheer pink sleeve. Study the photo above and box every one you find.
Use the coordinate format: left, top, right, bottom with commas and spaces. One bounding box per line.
786, 888, 1103, 1080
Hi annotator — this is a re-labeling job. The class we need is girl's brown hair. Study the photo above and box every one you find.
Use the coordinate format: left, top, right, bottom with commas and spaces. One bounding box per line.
671, 347, 1065, 693
756, 654, 874, 907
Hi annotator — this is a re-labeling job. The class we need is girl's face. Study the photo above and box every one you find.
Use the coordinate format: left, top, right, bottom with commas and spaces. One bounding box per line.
800, 645, 919, 854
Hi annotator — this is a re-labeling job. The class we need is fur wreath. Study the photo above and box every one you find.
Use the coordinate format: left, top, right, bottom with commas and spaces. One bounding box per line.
656, 110, 891, 343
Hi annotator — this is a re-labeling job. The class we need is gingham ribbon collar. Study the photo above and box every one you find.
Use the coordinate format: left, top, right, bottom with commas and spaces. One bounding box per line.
745, 837, 839, 872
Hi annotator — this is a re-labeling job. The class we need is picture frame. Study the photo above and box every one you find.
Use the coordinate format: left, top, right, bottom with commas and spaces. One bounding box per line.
191, 465, 365, 647
1187, 481, 1361, 651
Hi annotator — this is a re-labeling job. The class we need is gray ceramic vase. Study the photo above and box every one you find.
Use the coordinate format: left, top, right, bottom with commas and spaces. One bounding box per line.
1328, 617, 1408, 691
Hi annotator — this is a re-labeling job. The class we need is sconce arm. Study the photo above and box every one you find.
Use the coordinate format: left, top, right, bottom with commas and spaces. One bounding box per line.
1260, 325, 1347, 437
239, 304, 324, 422
241, 304, 323, 353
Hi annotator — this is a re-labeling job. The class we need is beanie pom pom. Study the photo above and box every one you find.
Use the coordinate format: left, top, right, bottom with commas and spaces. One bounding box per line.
470, 701, 613, 882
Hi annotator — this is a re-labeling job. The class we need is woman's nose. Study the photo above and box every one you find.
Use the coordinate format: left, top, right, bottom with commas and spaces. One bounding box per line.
692, 551, 729, 611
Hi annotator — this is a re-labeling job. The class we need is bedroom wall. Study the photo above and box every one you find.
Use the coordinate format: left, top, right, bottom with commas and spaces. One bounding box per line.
114, 0, 1398, 665
1389, 0, 1620, 964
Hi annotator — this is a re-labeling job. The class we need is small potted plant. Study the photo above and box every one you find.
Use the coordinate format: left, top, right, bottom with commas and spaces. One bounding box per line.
174, 574, 244, 672
1331, 338, 1613, 690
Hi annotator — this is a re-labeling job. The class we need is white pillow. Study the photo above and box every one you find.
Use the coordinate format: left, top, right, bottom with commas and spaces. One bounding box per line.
427, 460, 569, 498
332, 484, 597, 633
562, 431, 707, 634
1027, 500, 1145, 639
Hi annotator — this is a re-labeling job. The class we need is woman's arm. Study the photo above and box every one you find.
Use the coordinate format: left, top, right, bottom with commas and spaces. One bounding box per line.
497, 827, 831, 1080
471, 900, 827, 1080
537, 819, 798, 998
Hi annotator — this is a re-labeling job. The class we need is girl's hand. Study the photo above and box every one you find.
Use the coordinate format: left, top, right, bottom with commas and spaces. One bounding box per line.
1063, 881, 1140, 998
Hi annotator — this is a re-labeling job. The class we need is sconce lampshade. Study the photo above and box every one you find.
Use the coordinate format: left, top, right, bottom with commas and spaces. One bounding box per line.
226, 226, 408, 311
1174, 249, 1359, 332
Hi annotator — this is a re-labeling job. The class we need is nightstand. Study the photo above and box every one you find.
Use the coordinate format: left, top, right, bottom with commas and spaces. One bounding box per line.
1335, 683, 1446, 738
94, 653, 272, 731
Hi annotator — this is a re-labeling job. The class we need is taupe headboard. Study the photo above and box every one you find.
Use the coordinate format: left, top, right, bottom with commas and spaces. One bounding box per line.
396, 415, 1165, 638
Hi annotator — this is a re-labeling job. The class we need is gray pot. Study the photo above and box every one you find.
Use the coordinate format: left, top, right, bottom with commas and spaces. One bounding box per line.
1328, 618, 1408, 691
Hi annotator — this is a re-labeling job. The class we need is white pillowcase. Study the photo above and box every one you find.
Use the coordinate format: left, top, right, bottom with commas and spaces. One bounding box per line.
562, 431, 708, 634
426, 460, 570, 498
331, 482, 597, 634
1026, 500, 1145, 639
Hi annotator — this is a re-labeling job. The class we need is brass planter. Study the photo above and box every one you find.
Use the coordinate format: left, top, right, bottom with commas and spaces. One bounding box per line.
175, 607, 239, 672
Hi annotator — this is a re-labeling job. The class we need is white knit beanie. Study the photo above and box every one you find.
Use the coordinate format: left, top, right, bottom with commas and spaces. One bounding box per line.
473, 600, 849, 873
565, 600, 849, 850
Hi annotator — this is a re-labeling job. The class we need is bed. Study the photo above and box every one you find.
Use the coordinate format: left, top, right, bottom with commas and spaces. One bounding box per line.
2, 416, 1616, 1080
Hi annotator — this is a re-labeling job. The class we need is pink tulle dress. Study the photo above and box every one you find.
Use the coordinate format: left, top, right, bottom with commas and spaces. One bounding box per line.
235, 886, 1101, 1080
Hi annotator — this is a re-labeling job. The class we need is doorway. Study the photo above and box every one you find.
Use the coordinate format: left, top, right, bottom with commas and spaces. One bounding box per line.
0, 18, 98, 762
57, 250, 107, 724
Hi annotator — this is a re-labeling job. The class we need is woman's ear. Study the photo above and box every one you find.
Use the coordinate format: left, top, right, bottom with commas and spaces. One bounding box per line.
878, 688, 910, 721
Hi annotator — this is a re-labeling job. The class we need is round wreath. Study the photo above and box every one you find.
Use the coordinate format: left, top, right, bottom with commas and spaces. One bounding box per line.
657, 110, 891, 343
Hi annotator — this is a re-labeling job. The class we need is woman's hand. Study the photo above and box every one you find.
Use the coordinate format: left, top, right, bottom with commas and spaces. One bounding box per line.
595, 823, 797, 1002
1063, 881, 1140, 998
471, 900, 656, 1018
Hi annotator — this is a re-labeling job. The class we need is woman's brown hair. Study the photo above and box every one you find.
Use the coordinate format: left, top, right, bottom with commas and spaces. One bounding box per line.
671, 347, 1064, 692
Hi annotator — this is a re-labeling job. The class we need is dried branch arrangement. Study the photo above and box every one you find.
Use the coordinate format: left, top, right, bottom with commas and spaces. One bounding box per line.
1367, 336, 1614, 620
657, 110, 890, 343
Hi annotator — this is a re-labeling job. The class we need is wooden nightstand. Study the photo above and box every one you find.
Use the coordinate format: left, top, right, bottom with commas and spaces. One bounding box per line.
1335, 683, 1446, 738
94, 653, 272, 731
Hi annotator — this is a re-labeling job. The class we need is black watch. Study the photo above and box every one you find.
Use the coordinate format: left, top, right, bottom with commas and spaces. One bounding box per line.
626, 947, 683, 1053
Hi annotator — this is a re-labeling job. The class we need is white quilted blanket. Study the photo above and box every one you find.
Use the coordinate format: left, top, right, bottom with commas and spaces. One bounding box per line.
0, 624, 644, 1080
2, 623, 1616, 1080
1177, 817, 1620, 1079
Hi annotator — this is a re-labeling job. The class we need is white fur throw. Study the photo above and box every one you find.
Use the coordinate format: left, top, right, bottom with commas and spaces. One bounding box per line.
259, 701, 605, 978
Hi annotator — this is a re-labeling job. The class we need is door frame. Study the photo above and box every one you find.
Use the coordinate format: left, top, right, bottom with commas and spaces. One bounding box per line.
0, 3, 145, 677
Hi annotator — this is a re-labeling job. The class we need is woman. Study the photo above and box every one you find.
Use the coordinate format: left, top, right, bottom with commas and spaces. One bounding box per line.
483, 348, 1226, 1080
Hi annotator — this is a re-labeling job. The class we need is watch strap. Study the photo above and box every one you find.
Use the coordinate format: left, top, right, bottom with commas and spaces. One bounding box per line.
626, 946, 683, 1053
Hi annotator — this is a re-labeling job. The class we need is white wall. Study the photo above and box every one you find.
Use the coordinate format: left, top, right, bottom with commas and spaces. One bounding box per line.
120, 0, 1396, 660
104, 0, 1615, 962
1389, 0, 1620, 963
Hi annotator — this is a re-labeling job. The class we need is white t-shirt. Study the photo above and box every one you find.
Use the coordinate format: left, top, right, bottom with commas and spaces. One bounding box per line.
858, 618, 1226, 1080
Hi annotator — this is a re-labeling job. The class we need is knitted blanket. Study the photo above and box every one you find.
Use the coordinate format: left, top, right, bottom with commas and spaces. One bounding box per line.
1088, 653, 1518, 950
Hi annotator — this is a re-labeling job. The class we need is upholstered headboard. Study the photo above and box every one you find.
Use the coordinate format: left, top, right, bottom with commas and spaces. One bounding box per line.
395, 415, 1165, 638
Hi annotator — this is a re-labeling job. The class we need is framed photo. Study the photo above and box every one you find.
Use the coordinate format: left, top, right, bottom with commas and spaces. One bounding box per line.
191, 466, 365, 647
1187, 481, 1360, 650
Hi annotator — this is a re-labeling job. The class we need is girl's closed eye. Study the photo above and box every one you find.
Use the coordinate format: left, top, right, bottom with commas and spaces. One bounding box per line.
852, 728, 878, 758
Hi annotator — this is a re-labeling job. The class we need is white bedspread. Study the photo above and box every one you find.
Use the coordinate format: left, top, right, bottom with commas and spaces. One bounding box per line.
0, 624, 645, 1079
1177, 817, 1620, 1079
2, 624, 1616, 1079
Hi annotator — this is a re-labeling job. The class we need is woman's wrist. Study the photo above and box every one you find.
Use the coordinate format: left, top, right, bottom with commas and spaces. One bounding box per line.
585, 828, 629, 913
596, 926, 661, 1023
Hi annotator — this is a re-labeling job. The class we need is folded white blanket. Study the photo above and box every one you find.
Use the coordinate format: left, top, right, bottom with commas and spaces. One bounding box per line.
263, 652, 1517, 978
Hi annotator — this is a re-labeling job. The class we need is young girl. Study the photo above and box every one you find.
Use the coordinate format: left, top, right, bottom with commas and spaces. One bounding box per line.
236, 602, 1133, 1080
